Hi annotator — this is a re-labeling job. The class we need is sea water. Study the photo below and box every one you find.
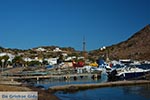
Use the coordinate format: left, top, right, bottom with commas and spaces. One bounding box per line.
35, 72, 108, 89
55, 84, 150, 100
34, 64, 150, 100
34, 64, 150, 89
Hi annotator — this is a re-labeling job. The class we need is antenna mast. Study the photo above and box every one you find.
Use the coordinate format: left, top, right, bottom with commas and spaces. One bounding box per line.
83, 36, 86, 60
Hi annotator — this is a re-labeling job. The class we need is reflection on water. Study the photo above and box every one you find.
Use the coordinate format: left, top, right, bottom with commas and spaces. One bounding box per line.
55, 84, 150, 100
35, 72, 108, 89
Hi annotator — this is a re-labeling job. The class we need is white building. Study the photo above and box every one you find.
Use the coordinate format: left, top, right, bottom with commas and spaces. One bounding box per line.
62, 53, 68, 57
53, 48, 62, 52
34, 57, 43, 63
45, 58, 58, 65
35, 47, 46, 52
0, 53, 15, 62
65, 57, 72, 61
23, 57, 33, 62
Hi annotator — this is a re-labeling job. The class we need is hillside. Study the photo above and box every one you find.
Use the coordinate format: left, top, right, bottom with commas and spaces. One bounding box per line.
0, 45, 80, 58
90, 24, 150, 60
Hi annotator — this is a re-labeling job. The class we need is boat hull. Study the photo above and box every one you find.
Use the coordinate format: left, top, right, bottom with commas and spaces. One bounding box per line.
118, 71, 150, 80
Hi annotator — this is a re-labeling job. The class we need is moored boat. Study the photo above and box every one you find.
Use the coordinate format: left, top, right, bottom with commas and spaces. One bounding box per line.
108, 65, 150, 80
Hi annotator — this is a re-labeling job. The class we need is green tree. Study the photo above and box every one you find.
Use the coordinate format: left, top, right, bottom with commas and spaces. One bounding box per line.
42, 60, 48, 65
12, 56, 24, 67
28, 61, 41, 66
0, 55, 9, 68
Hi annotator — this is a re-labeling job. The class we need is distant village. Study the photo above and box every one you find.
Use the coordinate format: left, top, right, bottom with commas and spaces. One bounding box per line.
0, 47, 87, 68
1, 46, 150, 70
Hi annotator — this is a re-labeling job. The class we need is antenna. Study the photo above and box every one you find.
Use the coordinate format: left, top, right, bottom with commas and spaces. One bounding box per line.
83, 36, 86, 52
83, 36, 86, 60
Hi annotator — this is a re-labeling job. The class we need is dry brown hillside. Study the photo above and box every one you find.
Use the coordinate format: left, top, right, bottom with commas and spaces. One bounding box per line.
90, 24, 150, 60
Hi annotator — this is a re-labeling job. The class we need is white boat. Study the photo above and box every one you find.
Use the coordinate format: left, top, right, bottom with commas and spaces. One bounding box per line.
108, 65, 150, 80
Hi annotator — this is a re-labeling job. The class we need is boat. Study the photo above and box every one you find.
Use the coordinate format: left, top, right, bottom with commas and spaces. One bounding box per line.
72, 61, 84, 67
90, 67, 104, 72
97, 59, 112, 71
108, 65, 150, 80
89, 62, 98, 67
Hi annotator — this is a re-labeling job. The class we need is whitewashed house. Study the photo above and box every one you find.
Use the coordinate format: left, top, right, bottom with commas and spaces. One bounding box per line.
23, 57, 33, 62
0, 53, 15, 62
45, 58, 58, 65
53, 48, 62, 52
35, 47, 46, 52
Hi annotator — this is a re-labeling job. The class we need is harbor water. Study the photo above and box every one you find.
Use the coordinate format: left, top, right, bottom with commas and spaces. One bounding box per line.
55, 84, 150, 100
33, 64, 150, 100
35, 72, 108, 89
53, 64, 150, 100
34, 64, 150, 89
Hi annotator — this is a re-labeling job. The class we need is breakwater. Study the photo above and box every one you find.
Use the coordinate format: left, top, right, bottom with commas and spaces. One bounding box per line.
49, 80, 150, 92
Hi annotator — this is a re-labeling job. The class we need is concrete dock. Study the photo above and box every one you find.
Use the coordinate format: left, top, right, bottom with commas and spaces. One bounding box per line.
49, 80, 150, 92
6, 73, 101, 81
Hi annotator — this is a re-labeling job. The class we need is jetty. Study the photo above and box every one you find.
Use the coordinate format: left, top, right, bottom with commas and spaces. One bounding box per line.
6, 73, 101, 81
49, 80, 150, 92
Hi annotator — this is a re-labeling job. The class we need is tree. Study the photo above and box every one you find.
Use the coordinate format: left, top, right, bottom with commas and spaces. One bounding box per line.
28, 61, 41, 66
0, 55, 9, 68
12, 56, 24, 67
42, 60, 48, 65
57, 54, 64, 64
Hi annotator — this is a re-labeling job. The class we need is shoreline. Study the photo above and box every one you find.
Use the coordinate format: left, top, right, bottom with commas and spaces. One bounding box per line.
0, 81, 60, 100
1, 80, 150, 100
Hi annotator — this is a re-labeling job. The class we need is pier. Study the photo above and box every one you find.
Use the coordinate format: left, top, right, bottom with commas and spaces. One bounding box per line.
49, 80, 150, 92
6, 73, 101, 81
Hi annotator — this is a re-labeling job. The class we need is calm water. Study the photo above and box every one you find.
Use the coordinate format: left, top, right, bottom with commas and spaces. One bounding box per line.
35, 63, 150, 89
55, 84, 150, 100
34, 64, 150, 100
35, 72, 108, 89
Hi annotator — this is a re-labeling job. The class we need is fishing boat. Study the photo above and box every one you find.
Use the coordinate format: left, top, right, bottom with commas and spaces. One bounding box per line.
108, 65, 150, 80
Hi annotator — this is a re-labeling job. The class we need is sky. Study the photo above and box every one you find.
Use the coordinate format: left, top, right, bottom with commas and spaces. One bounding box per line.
0, 0, 150, 51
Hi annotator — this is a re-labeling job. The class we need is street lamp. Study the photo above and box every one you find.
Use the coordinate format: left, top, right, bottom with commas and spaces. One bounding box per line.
1, 59, 5, 75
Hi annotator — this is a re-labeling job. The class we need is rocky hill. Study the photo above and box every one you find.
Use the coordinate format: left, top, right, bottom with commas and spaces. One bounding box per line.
89, 24, 150, 60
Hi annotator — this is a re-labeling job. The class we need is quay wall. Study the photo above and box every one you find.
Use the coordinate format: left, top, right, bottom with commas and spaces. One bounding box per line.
49, 80, 150, 92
